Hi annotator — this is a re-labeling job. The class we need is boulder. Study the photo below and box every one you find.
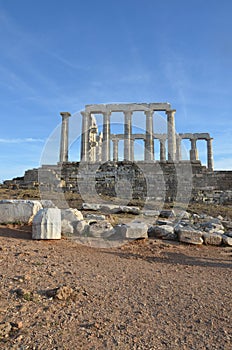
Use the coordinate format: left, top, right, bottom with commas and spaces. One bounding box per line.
88, 221, 115, 238
142, 210, 160, 217
203, 232, 222, 246
148, 225, 176, 240
32, 208, 61, 240
0, 200, 42, 224
84, 213, 106, 221
159, 210, 175, 219
222, 235, 232, 246
61, 208, 83, 221
82, 203, 140, 215
178, 228, 203, 245
116, 222, 148, 239
62, 219, 88, 236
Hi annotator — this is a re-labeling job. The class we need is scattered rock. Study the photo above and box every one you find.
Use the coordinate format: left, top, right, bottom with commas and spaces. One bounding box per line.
82, 203, 140, 214
0, 200, 42, 224
148, 225, 175, 240
159, 210, 175, 219
61, 208, 83, 221
45, 286, 74, 300
0, 322, 12, 338
222, 235, 232, 246
116, 222, 148, 239
203, 232, 222, 246
142, 210, 160, 217
88, 221, 115, 238
32, 208, 61, 240
14, 288, 33, 301
84, 213, 106, 221
178, 228, 203, 245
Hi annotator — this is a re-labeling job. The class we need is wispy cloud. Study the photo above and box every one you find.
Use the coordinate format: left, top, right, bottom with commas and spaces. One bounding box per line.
0, 138, 44, 144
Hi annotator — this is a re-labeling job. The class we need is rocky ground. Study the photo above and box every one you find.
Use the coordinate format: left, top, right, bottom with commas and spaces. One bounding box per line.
0, 224, 231, 349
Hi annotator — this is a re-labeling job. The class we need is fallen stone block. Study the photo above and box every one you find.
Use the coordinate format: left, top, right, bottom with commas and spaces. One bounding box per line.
148, 225, 176, 240
142, 210, 160, 217
222, 235, 232, 246
159, 210, 175, 219
0, 200, 42, 224
82, 203, 101, 211
178, 229, 203, 245
116, 222, 148, 239
32, 208, 61, 240
119, 206, 140, 215
203, 232, 222, 246
61, 208, 83, 221
84, 213, 106, 221
88, 221, 115, 238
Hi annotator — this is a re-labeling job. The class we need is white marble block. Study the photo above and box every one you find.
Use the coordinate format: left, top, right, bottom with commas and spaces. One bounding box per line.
32, 208, 61, 240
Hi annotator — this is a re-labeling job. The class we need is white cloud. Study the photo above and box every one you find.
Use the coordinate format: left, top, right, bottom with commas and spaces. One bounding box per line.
0, 138, 44, 144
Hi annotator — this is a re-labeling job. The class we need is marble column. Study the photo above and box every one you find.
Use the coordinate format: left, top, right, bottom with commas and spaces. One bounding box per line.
131, 138, 134, 161
160, 138, 166, 162
207, 138, 214, 171
124, 111, 132, 161
102, 111, 111, 162
59, 112, 71, 163
112, 138, 119, 162
144, 110, 154, 161
81, 111, 90, 162
176, 135, 182, 162
190, 138, 198, 161
167, 109, 176, 161
90, 125, 97, 162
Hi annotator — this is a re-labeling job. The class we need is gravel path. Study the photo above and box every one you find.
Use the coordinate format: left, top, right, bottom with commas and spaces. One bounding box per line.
0, 225, 231, 349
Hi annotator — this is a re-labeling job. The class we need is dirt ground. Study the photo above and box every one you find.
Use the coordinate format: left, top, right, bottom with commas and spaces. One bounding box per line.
0, 224, 231, 350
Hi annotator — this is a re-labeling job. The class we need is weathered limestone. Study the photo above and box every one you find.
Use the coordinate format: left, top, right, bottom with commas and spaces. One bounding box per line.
32, 208, 61, 240
203, 232, 222, 246
88, 221, 115, 238
148, 225, 176, 240
116, 222, 148, 239
176, 135, 182, 161
178, 228, 204, 245
59, 112, 71, 163
0, 200, 42, 224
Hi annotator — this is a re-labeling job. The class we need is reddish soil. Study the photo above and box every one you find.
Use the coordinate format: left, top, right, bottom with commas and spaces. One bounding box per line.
0, 225, 231, 349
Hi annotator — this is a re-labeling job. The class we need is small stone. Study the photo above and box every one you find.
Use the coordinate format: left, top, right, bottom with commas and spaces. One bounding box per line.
46, 286, 74, 300
159, 210, 175, 219
222, 235, 232, 246
148, 225, 174, 239
0, 322, 12, 338
203, 232, 222, 246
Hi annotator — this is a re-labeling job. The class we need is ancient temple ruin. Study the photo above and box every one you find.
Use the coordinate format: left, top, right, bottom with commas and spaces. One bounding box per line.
59, 103, 214, 171
4, 102, 232, 205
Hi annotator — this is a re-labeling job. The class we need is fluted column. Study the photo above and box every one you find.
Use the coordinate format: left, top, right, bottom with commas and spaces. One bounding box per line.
102, 111, 111, 162
59, 112, 71, 163
124, 111, 132, 161
160, 138, 166, 162
190, 138, 198, 161
81, 111, 90, 162
207, 138, 214, 171
176, 135, 182, 162
144, 110, 154, 161
131, 138, 134, 161
112, 138, 119, 162
167, 109, 176, 161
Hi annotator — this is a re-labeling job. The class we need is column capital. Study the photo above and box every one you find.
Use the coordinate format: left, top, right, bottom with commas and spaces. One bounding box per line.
144, 110, 153, 117
60, 112, 71, 118
166, 109, 176, 115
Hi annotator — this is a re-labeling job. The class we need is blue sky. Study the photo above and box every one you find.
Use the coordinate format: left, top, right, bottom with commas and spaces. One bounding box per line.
0, 0, 232, 181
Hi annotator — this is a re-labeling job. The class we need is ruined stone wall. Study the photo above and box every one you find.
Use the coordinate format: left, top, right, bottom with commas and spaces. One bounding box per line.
5, 162, 232, 204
